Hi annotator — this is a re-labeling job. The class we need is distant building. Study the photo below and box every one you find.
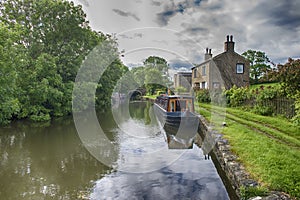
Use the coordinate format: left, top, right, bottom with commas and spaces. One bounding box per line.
174, 71, 192, 91
192, 35, 250, 90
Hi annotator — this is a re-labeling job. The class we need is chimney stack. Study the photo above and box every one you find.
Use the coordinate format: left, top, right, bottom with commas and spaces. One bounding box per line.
224, 35, 235, 52
204, 48, 212, 60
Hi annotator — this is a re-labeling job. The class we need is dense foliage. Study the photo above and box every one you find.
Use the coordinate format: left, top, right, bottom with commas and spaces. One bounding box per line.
0, 0, 127, 124
223, 85, 288, 116
242, 50, 272, 84
174, 86, 187, 94
195, 89, 211, 103
277, 58, 300, 124
0, 25, 22, 124
196, 84, 294, 118
115, 56, 170, 96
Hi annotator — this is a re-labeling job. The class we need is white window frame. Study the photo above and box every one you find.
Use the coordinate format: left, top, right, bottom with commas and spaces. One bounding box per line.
236, 63, 244, 74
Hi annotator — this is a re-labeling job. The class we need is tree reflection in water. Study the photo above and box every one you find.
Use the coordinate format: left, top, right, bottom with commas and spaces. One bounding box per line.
0, 102, 228, 200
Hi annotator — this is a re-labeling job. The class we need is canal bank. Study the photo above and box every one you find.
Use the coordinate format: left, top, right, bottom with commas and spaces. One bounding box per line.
197, 115, 292, 200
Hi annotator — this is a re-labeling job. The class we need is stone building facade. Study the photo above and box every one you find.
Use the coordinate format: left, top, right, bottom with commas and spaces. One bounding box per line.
174, 71, 192, 91
192, 35, 250, 90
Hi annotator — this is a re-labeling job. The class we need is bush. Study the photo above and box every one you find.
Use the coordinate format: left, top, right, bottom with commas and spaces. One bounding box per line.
292, 93, 300, 125
222, 84, 295, 118
196, 89, 211, 103
251, 85, 284, 116
175, 86, 187, 94
223, 85, 250, 107
253, 105, 274, 116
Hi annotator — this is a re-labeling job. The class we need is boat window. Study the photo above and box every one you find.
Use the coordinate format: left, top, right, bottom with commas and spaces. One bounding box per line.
176, 100, 181, 111
176, 100, 187, 111
171, 101, 175, 112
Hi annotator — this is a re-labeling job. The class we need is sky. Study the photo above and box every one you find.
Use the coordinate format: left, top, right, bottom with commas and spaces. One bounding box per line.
73, 0, 300, 70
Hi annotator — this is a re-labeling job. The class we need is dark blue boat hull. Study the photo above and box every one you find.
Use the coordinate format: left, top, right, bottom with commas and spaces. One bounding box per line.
154, 103, 199, 141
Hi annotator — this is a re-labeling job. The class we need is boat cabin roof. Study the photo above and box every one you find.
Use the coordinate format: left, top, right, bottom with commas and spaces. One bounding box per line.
156, 95, 194, 100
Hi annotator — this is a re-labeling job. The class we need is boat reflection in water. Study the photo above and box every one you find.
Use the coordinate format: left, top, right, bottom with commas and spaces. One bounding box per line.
154, 94, 200, 149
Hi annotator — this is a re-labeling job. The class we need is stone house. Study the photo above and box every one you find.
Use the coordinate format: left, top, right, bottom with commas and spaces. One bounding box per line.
173, 71, 192, 91
192, 35, 250, 90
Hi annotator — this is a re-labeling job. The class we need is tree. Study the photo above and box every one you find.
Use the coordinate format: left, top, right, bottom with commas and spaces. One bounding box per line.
0, 0, 127, 123
242, 50, 271, 83
143, 56, 168, 73
96, 58, 128, 109
132, 66, 147, 87
0, 0, 103, 82
0, 24, 22, 124
144, 68, 166, 94
277, 58, 300, 95
277, 58, 300, 125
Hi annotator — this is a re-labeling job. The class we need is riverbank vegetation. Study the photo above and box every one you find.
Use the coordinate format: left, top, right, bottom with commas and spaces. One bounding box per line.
116, 56, 171, 100
0, 0, 127, 125
196, 103, 300, 199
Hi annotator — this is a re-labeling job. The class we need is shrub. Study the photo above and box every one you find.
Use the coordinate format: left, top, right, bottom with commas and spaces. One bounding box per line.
292, 93, 300, 125
224, 85, 250, 107
251, 85, 284, 116
253, 105, 274, 116
196, 89, 211, 103
222, 84, 295, 118
175, 86, 187, 94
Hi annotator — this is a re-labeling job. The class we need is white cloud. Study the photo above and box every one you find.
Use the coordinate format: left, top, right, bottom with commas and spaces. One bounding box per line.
73, 0, 300, 65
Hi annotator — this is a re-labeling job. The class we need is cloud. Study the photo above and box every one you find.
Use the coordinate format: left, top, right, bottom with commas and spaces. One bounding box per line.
112, 9, 140, 21
156, 0, 205, 26
134, 33, 143, 38
78, 0, 89, 6
151, 1, 162, 6
169, 59, 194, 70
181, 22, 208, 35
105, 0, 300, 65
253, 1, 300, 30
118, 33, 143, 39
156, 9, 177, 26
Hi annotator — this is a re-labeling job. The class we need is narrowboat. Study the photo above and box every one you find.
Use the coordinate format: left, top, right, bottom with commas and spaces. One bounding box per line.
154, 95, 200, 148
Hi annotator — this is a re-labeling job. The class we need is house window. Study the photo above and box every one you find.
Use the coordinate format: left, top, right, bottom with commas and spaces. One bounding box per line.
201, 81, 206, 89
202, 66, 206, 76
236, 63, 244, 74
194, 82, 200, 88
194, 68, 197, 78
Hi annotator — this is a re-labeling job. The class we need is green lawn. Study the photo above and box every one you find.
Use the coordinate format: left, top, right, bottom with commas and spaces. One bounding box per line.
196, 103, 300, 199
249, 82, 280, 90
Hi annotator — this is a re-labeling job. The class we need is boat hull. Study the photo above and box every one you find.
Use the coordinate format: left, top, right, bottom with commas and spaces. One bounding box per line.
154, 103, 199, 143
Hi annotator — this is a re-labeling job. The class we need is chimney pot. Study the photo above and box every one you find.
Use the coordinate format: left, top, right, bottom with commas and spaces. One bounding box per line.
204, 48, 212, 61
224, 35, 235, 52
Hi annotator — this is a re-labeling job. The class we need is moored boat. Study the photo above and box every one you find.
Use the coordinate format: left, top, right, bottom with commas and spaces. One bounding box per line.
153, 95, 200, 148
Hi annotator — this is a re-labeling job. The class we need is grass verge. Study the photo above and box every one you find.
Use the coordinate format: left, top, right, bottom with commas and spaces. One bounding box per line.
142, 95, 157, 100
195, 103, 300, 199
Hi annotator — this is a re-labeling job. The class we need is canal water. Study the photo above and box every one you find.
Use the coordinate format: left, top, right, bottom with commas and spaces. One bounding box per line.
0, 101, 229, 200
